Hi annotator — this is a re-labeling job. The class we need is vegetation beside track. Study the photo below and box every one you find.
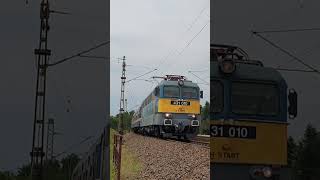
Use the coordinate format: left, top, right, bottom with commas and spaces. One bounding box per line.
110, 129, 142, 180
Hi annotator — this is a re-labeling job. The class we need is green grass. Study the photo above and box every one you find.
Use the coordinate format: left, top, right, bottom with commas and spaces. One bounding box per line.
110, 129, 142, 180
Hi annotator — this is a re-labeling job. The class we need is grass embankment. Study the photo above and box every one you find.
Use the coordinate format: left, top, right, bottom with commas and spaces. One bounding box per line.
110, 129, 142, 180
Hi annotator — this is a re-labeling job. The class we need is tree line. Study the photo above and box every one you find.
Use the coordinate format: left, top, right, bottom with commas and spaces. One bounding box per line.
0, 154, 80, 180
288, 123, 320, 180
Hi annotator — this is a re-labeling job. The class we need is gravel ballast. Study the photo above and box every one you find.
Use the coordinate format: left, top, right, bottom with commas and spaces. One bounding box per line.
123, 133, 210, 180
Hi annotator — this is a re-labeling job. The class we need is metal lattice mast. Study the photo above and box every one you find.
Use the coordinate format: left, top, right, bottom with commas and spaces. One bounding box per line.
119, 56, 126, 135
30, 1, 51, 179
45, 118, 54, 161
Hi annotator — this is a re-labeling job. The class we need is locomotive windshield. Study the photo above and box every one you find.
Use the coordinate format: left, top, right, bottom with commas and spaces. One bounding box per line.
182, 87, 198, 99
163, 86, 180, 98
231, 82, 279, 116
212, 81, 223, 113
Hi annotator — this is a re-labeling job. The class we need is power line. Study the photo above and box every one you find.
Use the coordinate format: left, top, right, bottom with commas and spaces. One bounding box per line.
156, 6, 209, 70
178, 20, 209, 56
159, 20, 209, 74
188, 71, 209, 85
277, 44, 320, 68
253, 28, 320, 34
252, 31, 320, 74
126, 69, 158, 83
54, 135, 94, 159
47, 41, 110, 67
276, 68, 315, 73
186, 7, 208, 32
78, 55, 109, 59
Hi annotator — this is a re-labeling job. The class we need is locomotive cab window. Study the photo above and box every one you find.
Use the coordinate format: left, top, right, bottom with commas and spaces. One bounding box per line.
182, 87, 198, 99
231, 82, 279, 116
211, 80, 223, 113
163, 86, 180, 98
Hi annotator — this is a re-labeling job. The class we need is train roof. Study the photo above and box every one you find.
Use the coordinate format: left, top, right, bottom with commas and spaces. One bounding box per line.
158, 79, 199, 87
211, 61, 287, 85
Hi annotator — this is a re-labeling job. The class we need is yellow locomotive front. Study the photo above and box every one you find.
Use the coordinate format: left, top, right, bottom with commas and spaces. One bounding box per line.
131, 75, 204, 139
210, 44, 297, 180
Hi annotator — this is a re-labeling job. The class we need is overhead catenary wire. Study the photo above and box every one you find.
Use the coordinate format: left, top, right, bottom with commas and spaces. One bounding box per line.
48, 41, 110, 67
276, 43, 320, 68
126, 69, 158, 83
251, 31, 320, 74
54, 135, 94, 159
78, 55, 109, 59
155, 6, 210, 70
158, 20, 209, 75
186, 7, 208, 32
178, 20, 209, 56
188, 71, 209, 85
276, 68, 315, 73
253, 28, 320, 34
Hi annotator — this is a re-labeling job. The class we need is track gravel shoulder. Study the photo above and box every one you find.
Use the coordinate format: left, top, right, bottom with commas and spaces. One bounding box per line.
123, 133, 210, 180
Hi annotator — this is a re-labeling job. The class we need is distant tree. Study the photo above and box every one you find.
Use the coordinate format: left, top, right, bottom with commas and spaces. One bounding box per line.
201, 101, 210, 120
60, 153, 80, 180
43, 159, 61, 180
200, 101, 210, 135
0, 170, 15, 180
287, 136, 297, 167
110, 116, 118, 130
294, 124, 320, 180
111, 110, 135, 132
17, 163, 31, 178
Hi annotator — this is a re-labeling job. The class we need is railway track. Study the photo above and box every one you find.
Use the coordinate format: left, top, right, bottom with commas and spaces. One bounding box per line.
162, 134, 210, 148
190, 134, 210, 147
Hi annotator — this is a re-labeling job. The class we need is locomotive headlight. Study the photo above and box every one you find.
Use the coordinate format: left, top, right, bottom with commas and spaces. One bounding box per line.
190, 114, 196, 119
178, 80, 184, 86
219, 59, 236, 74
250, 166, 272, 179
165, 113, 172, 119
262, 167, 272, 178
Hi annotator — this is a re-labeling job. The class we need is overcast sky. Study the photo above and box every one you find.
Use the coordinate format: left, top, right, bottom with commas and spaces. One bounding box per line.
212, 0, 320, 139
110, 0, 210, 116
0, 0, 108, 171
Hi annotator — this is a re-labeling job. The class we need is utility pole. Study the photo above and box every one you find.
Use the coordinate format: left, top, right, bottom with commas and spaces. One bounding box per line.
113, 56, 126, 180
119, 56, 126, 135
30, 1, 51, 179
26, 1, 107, 179
45, 118, 55, 161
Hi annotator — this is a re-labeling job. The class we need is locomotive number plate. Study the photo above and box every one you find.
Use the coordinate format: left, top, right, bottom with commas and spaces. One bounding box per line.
171, 100, 190, 106
210, 125, 256, 139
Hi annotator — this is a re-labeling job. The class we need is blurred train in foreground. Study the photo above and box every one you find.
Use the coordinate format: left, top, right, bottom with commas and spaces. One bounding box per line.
71, 127, 109, 180
131, 75, 203, 139
210, 44, 297, 180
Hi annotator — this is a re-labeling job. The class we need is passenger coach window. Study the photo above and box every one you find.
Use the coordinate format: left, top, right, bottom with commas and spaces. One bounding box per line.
231, 82, 279, 116
182, 87, 198, 99
211, 81, 223, 113
163, 86, 180, 98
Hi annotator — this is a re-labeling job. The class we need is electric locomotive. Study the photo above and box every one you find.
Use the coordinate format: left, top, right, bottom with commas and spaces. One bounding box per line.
131, 75, 204, 139
210, 44, 298, 180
